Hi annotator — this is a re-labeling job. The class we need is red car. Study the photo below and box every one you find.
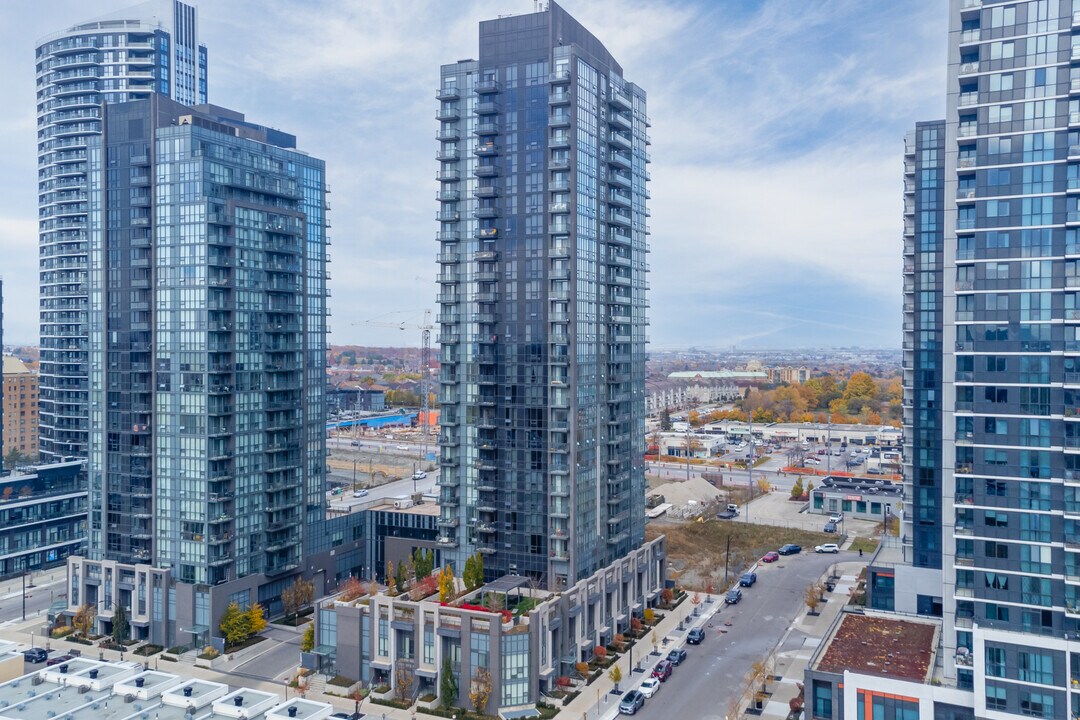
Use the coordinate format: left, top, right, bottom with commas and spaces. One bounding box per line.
762, 551, 780, 563
651, 659, 673, 682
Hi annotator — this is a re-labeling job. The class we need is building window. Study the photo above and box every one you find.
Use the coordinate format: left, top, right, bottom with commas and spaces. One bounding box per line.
986, 685, 1006, 711
986, 646, 1006, 677
378, 617, 388, 656
1018, 651, 1053, 685
424, 626, 434, 665
812, 680, 832, 718
1019, 690, 1053, 718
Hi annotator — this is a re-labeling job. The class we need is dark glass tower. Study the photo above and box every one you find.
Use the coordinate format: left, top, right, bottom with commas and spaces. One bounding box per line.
36, 0, 207, 462
435, 1, 650, 590
84, 95, 327, 586
902, 120, 946, 572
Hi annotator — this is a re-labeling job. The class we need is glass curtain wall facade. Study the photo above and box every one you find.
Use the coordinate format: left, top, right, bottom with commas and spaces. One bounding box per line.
942, 1, 1080, 712
86, 95, 326, 589
902, 120, 946, 571
36, 0, 207, 462
435, 1, 650, 590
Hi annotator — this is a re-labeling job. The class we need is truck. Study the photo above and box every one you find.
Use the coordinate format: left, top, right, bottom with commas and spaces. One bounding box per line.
717, 503, 740, 520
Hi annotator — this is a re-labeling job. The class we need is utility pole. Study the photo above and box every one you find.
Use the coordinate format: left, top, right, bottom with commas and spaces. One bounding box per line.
685, 426, 692, 483
746, 418, 754, 524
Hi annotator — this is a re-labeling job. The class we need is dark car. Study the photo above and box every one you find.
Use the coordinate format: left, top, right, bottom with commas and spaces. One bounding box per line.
778, 544, 802, 556
22, 648, 48, 664
666, 648, 687, 666
739, 572, 757, 587
45, 654, 73, 667
823, 521, 837, 533
619, 690, 645, 715
725, 588, 743, 604
651, 659, 673, 681
686, 627, 706, 645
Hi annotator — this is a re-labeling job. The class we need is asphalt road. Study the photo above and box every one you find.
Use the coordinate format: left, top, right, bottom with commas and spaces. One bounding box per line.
626, 550, 848, 720
229, 626, 304, 682
0, 573, 67, 626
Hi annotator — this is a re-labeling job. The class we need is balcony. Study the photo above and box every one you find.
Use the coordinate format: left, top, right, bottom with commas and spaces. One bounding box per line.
959, 61, 979, 75
436, 108, 460, 122
549, 114, 571, 128
957, 92, 978, 107
549, 90, 571, 105
436, 86, 460, 101
475, 78, 500, 94
475, 122, 500, 136
475, 101, 500, 115
550, 68, 571, 83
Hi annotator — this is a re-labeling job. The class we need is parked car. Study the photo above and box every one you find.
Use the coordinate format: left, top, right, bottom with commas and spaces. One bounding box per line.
353, 488, 369, 497
778, 544, 802, 555
739, 571, 757, 587
815, 544, 840, 554
761, 551, 780, 563
666, 648, 687, 666
350, 441, 360, 447
396, 444, 409, 451
829, 514, 844, 523
22, 648, 47, 663
639, 677, 661, 698
823, 521, 837, 533
411, 470, 427, 480
651, 659, 673, 681
45, 654, 73, 667
686, 627, 706, 645
725, 588, 743, 604
619, 690, 645, 715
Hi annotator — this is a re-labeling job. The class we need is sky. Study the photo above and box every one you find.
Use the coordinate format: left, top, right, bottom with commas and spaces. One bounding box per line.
0, 0, 947, 349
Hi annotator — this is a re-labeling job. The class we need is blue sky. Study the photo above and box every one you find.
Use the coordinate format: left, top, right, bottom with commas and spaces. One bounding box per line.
0, 0, 946, 348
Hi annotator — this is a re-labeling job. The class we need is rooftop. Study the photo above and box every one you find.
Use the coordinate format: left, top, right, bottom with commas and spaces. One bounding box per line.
815, 612, 938, 683
0, 663, 333, 720
2, 356, 32, 376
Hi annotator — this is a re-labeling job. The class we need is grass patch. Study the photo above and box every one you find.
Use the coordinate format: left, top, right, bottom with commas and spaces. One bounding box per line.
647, 518, 835, 590
848, 537, 879, 554
134, 644, 162, 657
328, 675, 355, 687
370, 697, 413, 710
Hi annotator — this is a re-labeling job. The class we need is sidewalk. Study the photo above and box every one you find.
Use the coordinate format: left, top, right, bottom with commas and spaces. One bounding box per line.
563, 592, 721, 720
751, 561, 865, 719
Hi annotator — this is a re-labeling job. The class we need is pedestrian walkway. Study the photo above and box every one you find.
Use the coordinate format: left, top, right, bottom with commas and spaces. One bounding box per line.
560, 592, 721, 720
751, 561, 865, 719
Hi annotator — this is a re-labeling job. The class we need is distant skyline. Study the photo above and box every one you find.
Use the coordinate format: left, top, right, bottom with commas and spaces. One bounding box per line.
0, 0, 946, 348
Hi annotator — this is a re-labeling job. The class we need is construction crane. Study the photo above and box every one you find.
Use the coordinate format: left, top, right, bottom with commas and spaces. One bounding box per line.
352, 309, 434, 462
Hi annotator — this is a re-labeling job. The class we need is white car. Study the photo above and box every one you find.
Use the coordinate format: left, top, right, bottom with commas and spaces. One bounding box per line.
396, 444, 409, 451
353, 489, 369, 498
412, 470, 427, 480
829, 514, 844, 523
815, 544, 840, 554
638, 677, 661, 698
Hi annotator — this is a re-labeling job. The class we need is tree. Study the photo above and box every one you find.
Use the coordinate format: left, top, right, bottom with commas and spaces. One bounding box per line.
805, 584, 822, 615
413, 548, 433, 580
3, 448, 27, 471
593, 645, 607, 661
607, 665, 622, 693
469, 666, 492, 714
659, 407, 672, 432
438, 565, 455, 603
790, 477, 804, 500
440, 657, 458, 709
247, 602, 268, 635
806, 480, 815, 497
219, 602, 251, 647
339, 576, 365, 602
386, 560, 396, 594
395, 661, 415, 702
282, 577, 315, 621
687, 410, 701, 427
395, 561, 408, 593
73, 603, 96, 638
112, 603, 130, 645
301, 623, 315, 653
463, 555, 476, 590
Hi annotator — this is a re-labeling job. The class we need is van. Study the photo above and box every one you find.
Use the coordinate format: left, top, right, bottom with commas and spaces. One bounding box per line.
726, 504, 739, 514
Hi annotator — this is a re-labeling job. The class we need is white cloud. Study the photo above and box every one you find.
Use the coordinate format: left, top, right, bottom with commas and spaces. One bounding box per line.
0, 0, 947, 349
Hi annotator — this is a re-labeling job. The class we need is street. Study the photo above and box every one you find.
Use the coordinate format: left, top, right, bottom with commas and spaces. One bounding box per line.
624, 550, 847, 720
0, 571, 66, 626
